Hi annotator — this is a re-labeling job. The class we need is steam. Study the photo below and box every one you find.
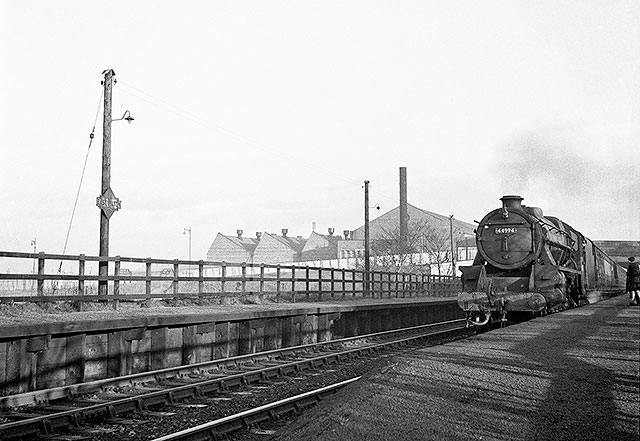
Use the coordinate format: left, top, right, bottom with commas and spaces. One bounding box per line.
496, 127, 639, 239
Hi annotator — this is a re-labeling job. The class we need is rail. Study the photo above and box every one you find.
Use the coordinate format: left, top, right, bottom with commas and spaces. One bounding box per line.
0, 251, 461, 306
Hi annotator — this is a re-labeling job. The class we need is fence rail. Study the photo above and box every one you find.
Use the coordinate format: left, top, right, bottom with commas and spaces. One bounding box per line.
0, 251, 461, 306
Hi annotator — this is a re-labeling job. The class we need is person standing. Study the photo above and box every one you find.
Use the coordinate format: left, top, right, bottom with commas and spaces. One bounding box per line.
626, 256, 640, 306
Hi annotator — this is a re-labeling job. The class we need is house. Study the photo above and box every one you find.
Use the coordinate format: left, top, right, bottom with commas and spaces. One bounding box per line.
300, 230, 343, 262
252, 229, 307, 264
204, 204, 477, 268
205, 230, 259, 263
456, 234, 478, 262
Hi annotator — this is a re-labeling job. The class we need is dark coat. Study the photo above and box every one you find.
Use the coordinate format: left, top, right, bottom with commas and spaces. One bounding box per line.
626, 261, 640, 291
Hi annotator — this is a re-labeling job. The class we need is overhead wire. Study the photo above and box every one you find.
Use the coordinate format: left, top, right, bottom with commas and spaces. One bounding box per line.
117, 81, 408, 215
117, 81, 373, 188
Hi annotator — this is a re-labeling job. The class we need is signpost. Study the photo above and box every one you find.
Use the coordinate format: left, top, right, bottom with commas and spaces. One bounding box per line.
96, 187, 121, 219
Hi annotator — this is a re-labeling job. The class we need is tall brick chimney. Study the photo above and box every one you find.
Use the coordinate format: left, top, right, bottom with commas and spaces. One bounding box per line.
400, 167, 408, 250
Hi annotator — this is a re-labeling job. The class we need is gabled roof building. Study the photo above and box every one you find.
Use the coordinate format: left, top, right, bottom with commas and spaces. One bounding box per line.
350, 203, 475, 242
204, 205, 477, 269
252, 230, 307, 265
206, 230, 259, 263
300, 230, 342, 262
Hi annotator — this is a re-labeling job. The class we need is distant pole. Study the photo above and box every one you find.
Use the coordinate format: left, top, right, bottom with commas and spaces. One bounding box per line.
31, 238, 37, 293
449, 214, 456, 276
98, 69, 114, 296
184, 227, 192, 261
364, 180, 370, 297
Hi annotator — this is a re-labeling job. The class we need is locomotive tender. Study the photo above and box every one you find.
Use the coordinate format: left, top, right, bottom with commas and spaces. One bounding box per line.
458, 195, 622, 326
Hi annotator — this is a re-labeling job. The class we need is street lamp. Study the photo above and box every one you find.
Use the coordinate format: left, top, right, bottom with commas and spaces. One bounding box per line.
183, 227, 192, 277
31, 238, 37, 293
112, 110, 134, 124
183, 227, 192, 261
449, 215, 456, 276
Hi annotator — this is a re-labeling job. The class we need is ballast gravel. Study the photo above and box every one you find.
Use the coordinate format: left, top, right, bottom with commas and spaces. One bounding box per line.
262, 296, 639, 441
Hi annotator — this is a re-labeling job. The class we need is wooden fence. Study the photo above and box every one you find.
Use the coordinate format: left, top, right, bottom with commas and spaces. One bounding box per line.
0, 251, 461, 305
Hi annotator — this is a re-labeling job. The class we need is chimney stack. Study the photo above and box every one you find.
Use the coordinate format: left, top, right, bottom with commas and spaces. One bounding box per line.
328, 228, 335, 236
282, 228, 288, 237
236, 229, 243, 238
343, 230, 350, 240
400, 167, 408, 250
256, 232, 262, 239
500, 195, 524, 210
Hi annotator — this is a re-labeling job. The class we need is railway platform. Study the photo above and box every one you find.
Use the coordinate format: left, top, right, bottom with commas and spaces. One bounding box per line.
0, 296, 463, 398
270, 295, 640, 441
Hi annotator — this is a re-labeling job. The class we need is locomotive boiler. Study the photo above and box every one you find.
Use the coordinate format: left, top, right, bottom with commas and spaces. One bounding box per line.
458, 195, 622, 327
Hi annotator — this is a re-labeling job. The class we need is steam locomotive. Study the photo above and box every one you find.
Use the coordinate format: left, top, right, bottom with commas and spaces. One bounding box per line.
457, 195, 623, 327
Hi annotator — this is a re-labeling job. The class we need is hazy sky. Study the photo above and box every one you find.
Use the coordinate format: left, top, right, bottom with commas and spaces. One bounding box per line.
1, 0, 639, 263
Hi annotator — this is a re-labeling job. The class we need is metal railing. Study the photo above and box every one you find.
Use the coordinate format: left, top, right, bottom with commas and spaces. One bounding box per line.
0, 251, 461, 305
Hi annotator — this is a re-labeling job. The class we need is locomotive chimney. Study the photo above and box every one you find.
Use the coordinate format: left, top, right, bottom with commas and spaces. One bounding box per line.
500, 195, 524, 210
499, 195, 523, 219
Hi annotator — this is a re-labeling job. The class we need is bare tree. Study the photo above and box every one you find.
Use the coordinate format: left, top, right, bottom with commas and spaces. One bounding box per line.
356, 219, 454, 275
419, 223, 454, 276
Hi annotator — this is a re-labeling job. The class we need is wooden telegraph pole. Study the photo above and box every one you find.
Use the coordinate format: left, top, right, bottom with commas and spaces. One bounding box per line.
364, 180, 370, 297
97, 69, 122, 295
449, 214, 456, 276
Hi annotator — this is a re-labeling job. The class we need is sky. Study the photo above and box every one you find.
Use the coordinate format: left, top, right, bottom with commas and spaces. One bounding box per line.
1, 0, 639, 266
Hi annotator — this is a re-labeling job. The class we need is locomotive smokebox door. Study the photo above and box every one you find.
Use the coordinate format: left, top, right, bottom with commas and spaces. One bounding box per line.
476, 196, 542, 270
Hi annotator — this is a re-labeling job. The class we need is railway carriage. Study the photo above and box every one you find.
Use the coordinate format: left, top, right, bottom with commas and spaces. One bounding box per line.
458, 195, 623, 327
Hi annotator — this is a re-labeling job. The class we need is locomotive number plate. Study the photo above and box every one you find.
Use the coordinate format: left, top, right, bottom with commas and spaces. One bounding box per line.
495, 227, 518, 234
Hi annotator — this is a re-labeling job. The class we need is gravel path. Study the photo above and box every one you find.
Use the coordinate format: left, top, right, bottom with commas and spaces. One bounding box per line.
266, 296, 640, 441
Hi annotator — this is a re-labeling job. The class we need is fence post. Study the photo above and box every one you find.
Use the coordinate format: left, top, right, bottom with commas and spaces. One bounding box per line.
113, 255, 120, 309
330, 268, 335, 299
78, 254, 85, 296
370, 271, 375, 298
291, 267, 296, 303
342, 268, 346, 299
305, 267, 310, 301
318, 268, 322, 301
221, 262, 226, 294
241, 264, 246, 294
37, 252, 45, 296
352, 269, 357, 297
145, 258, 152, 307
276, 265, 281, 302
173, 259, 179, 297
259, 264, 265, 295
198, 260, 204, 305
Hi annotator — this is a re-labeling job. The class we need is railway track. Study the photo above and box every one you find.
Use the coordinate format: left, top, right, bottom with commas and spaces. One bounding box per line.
0, 318, 468, 440
151, 377, 362, 441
